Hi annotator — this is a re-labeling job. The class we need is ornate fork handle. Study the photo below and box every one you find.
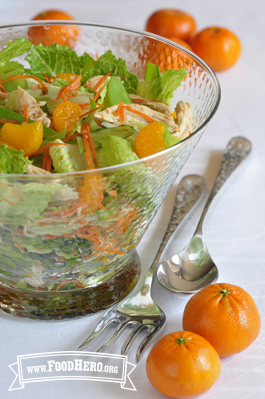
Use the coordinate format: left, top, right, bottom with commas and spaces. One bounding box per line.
195, 137, 252, 235
139, 175, 206, 294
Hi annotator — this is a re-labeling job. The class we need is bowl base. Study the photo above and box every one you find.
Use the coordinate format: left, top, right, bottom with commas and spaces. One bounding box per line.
0, 251, 141, 320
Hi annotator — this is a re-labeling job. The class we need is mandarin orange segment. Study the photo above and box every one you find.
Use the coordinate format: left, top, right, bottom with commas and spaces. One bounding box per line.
0, 121, 43, 157
56, 73, 80, 84
135, 122, 166, 158
78, 173, 104, 216
53, 101, 82, 135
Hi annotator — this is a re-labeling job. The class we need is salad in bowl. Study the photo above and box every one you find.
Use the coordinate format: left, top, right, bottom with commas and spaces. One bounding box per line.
0, 23, 220, 319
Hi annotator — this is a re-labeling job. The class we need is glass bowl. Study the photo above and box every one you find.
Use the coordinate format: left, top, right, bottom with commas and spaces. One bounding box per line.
0, 22, 220, 320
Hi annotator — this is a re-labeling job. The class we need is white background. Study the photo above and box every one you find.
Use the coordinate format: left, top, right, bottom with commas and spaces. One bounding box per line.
0, 1, 265, 398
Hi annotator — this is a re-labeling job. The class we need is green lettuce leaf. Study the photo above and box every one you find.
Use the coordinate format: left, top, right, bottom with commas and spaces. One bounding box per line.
98, 135, 139, 166
137, 68, 187, 106
0, 61, 25, 77
0, 38, 31, 63
162, 123, 182, 148
81, 50, 138, 94
25, 43, 83, 77
0, 145, 31, 174
0, 181, 77, 227
49, 139, 88, 173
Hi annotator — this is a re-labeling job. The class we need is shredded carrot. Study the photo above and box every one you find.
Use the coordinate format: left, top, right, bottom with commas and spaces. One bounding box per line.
61, 132, 85, 142
124, 105, 154, 122
76, 232, 101, 244
24, 104, 28, 123
37, 221, 55, 226
2, 198, 22, 206
106, 189, 118, 199
94, 83, 107, 102
47, 202, 88, 218
83, 134, 93, 168
113, 101, 125, 122
95, 102, 104, 108
93, 71, 112, 91
0, 79, 8, 93
1, 74, 48, 94
56, 279, 84, 291
82, 123, 97, 167
79, 105, 101, 119
30, 142, 69, 157
43, 148, 49, 170
11, 233, 25, 253
16, 229, 26, 237
46, 152, 52, 172
43, 234, 75, 240
79, 102, 91, 108
104, 249, 125, 255
29, 85, 42, 90
0, 119, 19, 124
55, 74, 82, 101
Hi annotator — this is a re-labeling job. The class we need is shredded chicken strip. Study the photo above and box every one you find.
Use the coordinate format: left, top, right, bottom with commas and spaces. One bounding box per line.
83, 75, 104, 89
129, 94, 173, 115
26, 164, 51, 175
15, 87, 51, 127
95, 100, 193, 139
95, 103, 177, 131
173, 101, 193, 139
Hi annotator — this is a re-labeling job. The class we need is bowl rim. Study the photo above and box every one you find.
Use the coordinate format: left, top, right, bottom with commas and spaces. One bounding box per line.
0, 21, 221, 178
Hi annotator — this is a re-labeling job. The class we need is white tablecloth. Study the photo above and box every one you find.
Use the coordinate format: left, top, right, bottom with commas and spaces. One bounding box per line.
1, 1, 265, 398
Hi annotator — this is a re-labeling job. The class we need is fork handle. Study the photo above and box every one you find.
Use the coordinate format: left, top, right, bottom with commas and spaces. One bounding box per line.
194, 137, 252, 236
139, 174, 206, 294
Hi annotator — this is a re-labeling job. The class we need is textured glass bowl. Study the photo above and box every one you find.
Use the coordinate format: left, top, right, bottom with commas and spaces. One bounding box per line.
0, 22, 220, 320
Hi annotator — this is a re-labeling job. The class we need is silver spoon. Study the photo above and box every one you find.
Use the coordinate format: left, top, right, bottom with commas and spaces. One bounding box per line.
156, 136, 252, 295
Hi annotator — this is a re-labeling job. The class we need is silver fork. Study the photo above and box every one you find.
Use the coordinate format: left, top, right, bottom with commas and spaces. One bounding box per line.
77, 174, 206, 362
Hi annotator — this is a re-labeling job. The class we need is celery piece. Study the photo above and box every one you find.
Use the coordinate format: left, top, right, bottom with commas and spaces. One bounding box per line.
144, 61, 161, 81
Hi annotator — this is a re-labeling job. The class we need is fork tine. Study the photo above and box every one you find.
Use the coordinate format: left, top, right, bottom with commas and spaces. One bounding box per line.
121, 323, 142, 356
136, 324, 163, 363
96, 321, 129, 352
77, 318, 118, 351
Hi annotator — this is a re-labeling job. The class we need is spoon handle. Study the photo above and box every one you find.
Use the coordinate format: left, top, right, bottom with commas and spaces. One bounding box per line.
195, 136, 252, 235
150, 174, 206, 272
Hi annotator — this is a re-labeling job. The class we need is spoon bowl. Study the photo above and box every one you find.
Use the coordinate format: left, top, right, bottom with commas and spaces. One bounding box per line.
156, 137, 252, 295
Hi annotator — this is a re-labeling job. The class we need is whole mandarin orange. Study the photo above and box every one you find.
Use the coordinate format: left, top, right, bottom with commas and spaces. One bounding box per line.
145, 9, 197, 42
167, 37, 193, 51
146, 331, 221, 398
183, 283, 261, 357
28, 10, 81, 47
191, 26, 241, 71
